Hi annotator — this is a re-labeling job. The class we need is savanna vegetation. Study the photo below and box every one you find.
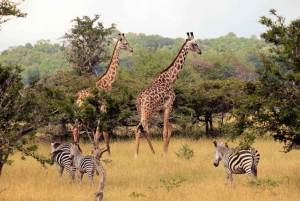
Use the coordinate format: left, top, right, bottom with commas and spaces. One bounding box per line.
0, 1, 299, 200
0, 138, 299, 201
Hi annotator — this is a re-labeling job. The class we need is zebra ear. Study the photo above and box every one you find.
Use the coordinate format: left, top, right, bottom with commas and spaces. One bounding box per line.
213, 140, 217, 147
225, 142, 229, 148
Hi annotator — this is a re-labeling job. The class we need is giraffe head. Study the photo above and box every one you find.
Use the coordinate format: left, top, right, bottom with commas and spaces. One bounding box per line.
117, 33, 133, 52
185, 32, 201, 55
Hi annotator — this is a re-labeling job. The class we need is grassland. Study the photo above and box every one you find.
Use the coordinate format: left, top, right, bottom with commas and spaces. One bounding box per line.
0, 137, 300, 201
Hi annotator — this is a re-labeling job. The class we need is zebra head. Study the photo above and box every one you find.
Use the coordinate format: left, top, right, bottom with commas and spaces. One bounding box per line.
69, 142, 82, 161
51, 141, 61, 152
213, 140, 228, 167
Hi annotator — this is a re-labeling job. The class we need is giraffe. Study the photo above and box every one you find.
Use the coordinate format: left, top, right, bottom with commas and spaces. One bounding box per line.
73, 33, 133, 154
135, 32, 201, 158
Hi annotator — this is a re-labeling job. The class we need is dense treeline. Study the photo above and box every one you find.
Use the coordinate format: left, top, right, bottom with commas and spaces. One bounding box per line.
0, 29, 273, 141
0, 40, 69, 83
0, 32, 270, 83
0, 30, 270, 141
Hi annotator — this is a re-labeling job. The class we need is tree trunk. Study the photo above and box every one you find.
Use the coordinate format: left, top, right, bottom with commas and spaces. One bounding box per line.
93, 147, 109, 201
0, 150, 5, 176
0, 162, 3, 177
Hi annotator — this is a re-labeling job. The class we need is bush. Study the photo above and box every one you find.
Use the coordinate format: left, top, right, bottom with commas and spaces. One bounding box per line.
175, 144, 194, 160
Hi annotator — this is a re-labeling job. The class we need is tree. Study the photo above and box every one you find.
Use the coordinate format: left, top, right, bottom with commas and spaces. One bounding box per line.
174, 78, 241, 137
0, 0, 27, 30
228, 10, 300, 151
61, 14, 116, 75
0, 64, 59, 176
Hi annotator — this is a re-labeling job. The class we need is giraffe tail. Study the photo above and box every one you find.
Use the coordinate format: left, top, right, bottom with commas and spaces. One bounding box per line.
137, 124, 148, 137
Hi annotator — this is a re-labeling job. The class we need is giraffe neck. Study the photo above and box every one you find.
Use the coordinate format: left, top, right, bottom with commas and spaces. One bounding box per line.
155, 42, 189, 85
96, 41, 121, 92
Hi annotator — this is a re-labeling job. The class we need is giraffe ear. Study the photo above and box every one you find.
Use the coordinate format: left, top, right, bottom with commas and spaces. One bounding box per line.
113, 38, 118, 42
190, 32, 194, 39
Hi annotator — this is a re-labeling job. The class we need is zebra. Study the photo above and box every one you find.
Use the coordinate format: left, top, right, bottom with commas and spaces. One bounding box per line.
213, 140, 260, 184
50, 142, 78, 182
69, 142, 96, 185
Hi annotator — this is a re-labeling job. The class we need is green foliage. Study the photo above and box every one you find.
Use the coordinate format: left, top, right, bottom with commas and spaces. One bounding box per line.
61, 14, 116, 75
175, 144, 194, 160
0, 0, 27, 30
101, 159, 112, 164
129, 192, 146, 198
159, 177, 186, 192
247, 177, 282, 187
228, 9, 300, 151
174, 78, 243, 137
0, 40, 69, 83
147, 177, 186, 192
0, 64, 59, 175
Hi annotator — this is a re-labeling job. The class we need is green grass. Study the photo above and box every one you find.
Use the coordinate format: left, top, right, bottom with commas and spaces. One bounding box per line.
0, 138, 300, 201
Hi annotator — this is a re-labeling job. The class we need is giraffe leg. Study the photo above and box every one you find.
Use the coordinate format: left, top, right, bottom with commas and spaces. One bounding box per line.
142, 123, 155, 155
166, 122, 173, 152
94, 119, 101, 145
103, 131, 110, 155
94, 119, 110, 155
135, 126, 142, 159
161, 105, 173, 155
163, 122, 168, 155
71, 122, 82, 143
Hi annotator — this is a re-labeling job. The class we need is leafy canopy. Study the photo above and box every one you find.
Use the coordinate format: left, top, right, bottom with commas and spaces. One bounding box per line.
0, 0, 27, 30
61, 14, 116, 75
228, 9, 300, 151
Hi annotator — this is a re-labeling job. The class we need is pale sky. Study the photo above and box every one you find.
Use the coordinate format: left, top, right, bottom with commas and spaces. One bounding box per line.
0, 0, 299, 51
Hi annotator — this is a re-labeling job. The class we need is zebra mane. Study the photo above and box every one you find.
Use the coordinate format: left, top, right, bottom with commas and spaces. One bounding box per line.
217, 143, 233, 156
50, 149, 64, 161
52, 142, 61, 149
70, 142, 82, 153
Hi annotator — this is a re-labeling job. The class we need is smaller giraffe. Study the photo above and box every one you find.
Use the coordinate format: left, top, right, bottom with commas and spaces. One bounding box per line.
135, 32, 201, 158
73, 33, 133, 154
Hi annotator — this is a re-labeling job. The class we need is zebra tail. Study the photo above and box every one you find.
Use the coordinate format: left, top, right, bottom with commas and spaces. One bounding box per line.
250, 148, 258, 177
252, 159, 258, 177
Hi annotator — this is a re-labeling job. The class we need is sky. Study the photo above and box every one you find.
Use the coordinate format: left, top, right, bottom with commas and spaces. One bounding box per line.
0, 0, 300, 51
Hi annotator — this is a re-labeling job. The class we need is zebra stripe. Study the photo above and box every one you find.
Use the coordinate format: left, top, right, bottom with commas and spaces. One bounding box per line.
69, 142, 96, 185
50, 142, 76, 182
213, 141, 260, 184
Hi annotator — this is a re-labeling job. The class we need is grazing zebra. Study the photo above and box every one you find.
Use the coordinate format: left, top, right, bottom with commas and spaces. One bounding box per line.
213, 140, 260, 184
69, 142, 96, 185
50, 142, 77, 182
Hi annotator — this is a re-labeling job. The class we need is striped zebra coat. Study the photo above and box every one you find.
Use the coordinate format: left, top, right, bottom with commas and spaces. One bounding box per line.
69, 142, 96, 185
213, 140, 260, 184
50, 142, 77, 182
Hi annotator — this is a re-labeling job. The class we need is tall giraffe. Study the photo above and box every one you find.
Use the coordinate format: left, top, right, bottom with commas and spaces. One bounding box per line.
73, 33, 133, 154
135, 32, 201, 158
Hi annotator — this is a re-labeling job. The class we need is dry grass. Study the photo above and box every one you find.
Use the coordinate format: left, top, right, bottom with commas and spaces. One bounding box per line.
1, 138, 300, 201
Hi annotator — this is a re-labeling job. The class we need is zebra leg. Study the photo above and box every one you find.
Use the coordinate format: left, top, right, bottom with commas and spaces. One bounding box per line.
225, 169, 233, 185
66, 167, 74, 182
71, 167, 76, 181
77, 171, 83, 185
56, 164, 64, 181
88, 171, 94, 186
